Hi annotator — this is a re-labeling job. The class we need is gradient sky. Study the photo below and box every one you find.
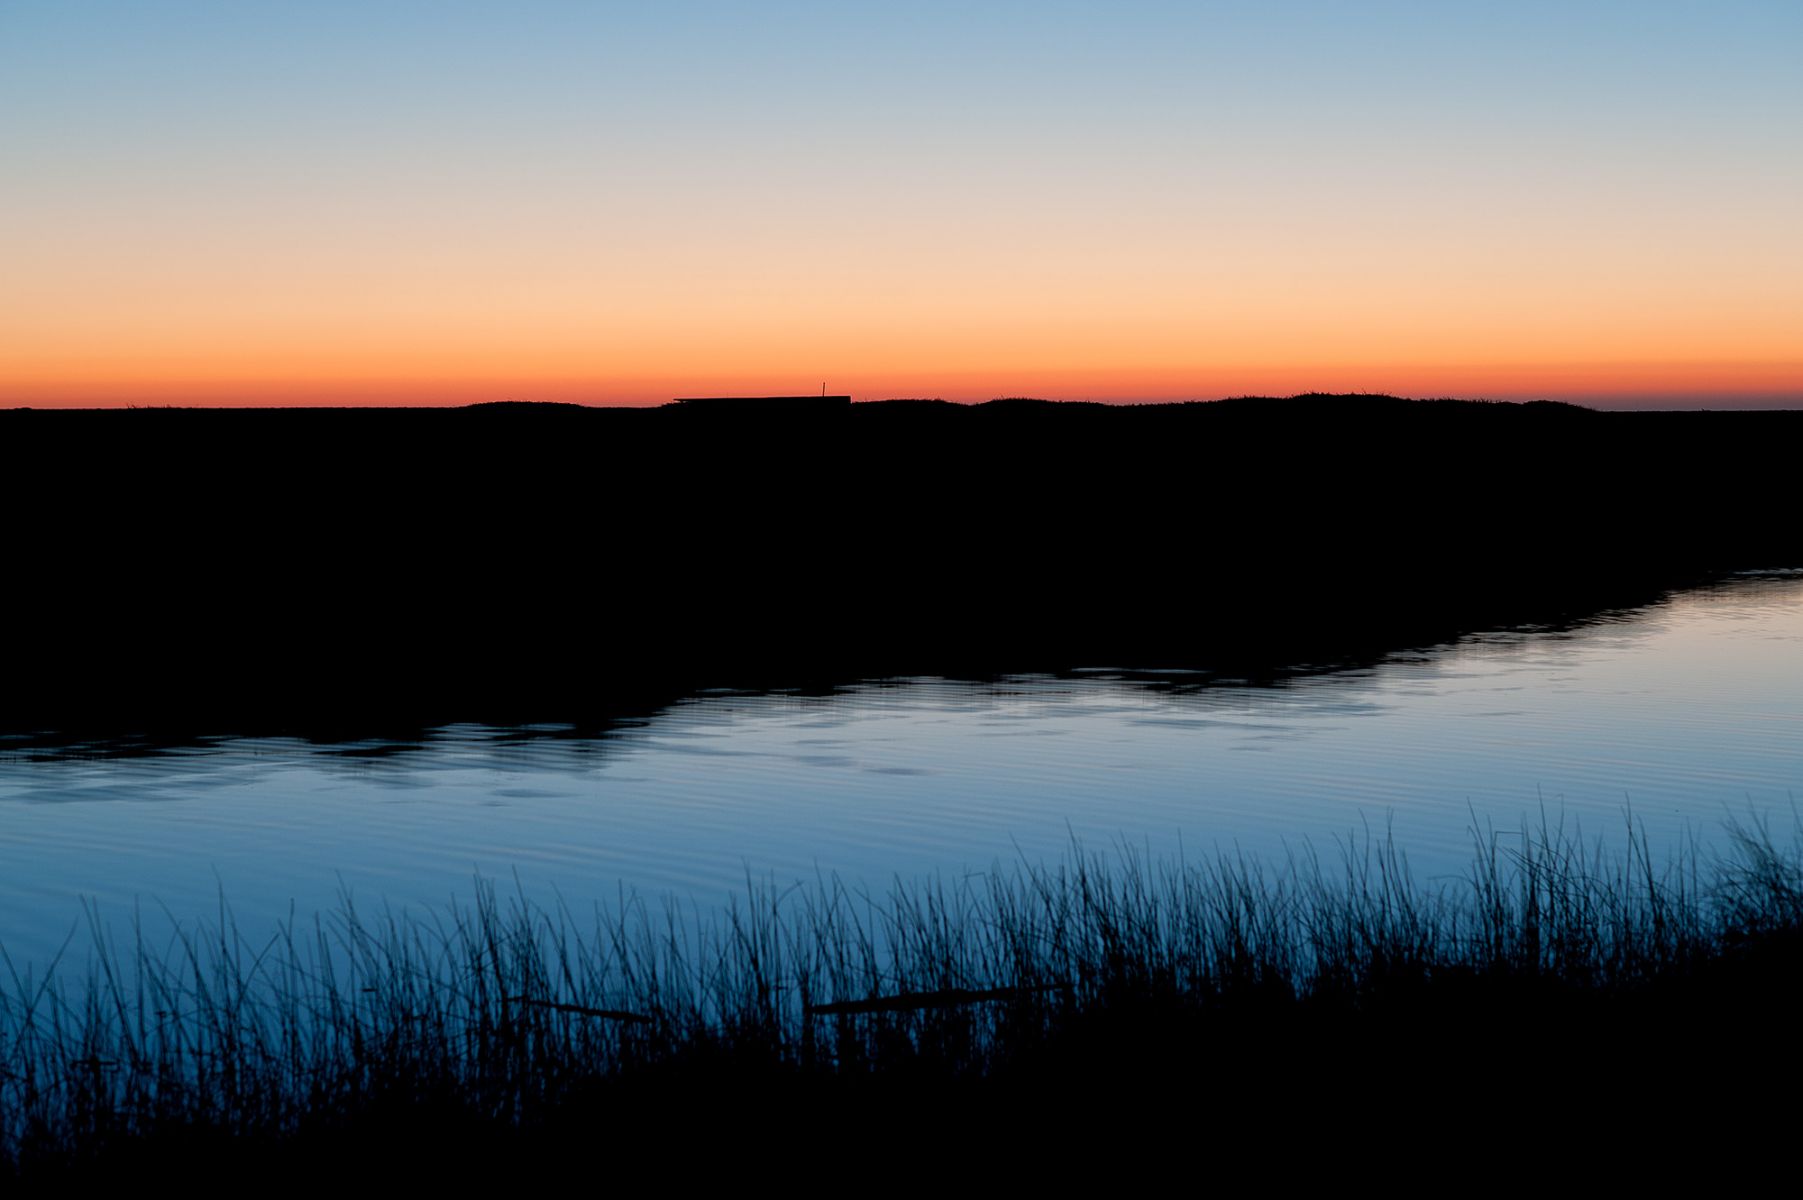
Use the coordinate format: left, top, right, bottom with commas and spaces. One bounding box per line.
3, 1, 1799, 407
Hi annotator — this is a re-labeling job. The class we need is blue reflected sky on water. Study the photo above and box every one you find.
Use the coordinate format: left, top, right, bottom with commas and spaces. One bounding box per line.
1, 573, 1798, 968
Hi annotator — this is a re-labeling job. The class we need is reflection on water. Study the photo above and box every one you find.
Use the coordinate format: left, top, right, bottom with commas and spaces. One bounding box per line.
1, 572, 1799, 969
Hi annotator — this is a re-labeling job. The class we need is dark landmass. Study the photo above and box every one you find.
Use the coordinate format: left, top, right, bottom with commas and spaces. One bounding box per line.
3, 394, 1798, 735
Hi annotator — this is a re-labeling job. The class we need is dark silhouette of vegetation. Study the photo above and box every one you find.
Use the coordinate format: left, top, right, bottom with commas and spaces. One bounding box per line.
3, 812, 1798, 1182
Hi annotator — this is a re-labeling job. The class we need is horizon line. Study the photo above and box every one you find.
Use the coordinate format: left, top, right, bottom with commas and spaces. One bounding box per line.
8, 391, 1803, 414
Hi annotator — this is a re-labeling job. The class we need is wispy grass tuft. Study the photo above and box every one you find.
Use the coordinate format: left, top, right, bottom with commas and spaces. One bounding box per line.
3, 811, 1801, 1177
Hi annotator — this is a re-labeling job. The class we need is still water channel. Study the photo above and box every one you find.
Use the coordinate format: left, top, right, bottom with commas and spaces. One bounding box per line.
2, 572, 1798, 969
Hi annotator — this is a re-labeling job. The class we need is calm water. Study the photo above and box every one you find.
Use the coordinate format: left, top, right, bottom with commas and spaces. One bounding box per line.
2, 572, 1799, 969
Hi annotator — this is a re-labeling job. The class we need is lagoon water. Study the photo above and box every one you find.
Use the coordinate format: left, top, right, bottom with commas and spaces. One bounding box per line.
2, 572, 1799, 971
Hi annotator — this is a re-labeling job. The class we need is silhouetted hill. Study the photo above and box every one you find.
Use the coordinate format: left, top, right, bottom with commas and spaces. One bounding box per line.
3, 396, 1797, 732
462, 400, 594, 412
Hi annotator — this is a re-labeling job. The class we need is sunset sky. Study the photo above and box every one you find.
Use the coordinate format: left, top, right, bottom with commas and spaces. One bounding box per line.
3, 1, 1798, 408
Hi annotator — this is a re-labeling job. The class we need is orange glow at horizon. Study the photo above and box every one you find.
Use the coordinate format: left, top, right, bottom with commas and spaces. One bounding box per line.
5, 242, 1799, 407
6, 207, 1798, 408
7, 360, 1798, 410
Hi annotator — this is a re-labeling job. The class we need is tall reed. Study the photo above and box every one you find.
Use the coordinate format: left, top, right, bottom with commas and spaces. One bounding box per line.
3, 811, 1799, 1171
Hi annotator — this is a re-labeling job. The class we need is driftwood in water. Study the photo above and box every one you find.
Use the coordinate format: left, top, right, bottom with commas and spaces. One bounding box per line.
805, 983, 1068, 1017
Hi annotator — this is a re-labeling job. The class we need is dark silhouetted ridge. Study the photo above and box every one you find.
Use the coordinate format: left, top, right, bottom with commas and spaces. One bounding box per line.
2, 395, 1797, 735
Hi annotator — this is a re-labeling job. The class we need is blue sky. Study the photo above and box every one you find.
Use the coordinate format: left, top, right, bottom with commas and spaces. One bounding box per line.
3, 1, 1798, 405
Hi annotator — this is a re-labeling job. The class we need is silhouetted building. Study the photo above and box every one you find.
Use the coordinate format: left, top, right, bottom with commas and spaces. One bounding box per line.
669, 395, 851, 413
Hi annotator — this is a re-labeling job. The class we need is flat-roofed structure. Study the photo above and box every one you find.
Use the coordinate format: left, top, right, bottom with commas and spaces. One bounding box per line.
668, 395, 851, 413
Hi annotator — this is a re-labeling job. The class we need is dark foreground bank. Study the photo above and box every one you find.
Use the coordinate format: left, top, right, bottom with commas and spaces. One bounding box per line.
4, 815, 1799, 1183
5, 396, 1799, 736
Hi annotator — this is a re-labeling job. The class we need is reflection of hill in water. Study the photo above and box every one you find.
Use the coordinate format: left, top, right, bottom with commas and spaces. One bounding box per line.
9, 572, 1793, 773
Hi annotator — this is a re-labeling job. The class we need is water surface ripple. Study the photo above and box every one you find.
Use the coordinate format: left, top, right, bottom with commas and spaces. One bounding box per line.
2, 573, 1798, 969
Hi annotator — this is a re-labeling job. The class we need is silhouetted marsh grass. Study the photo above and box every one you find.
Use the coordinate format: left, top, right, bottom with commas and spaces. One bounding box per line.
4, 811, 1801, 1177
